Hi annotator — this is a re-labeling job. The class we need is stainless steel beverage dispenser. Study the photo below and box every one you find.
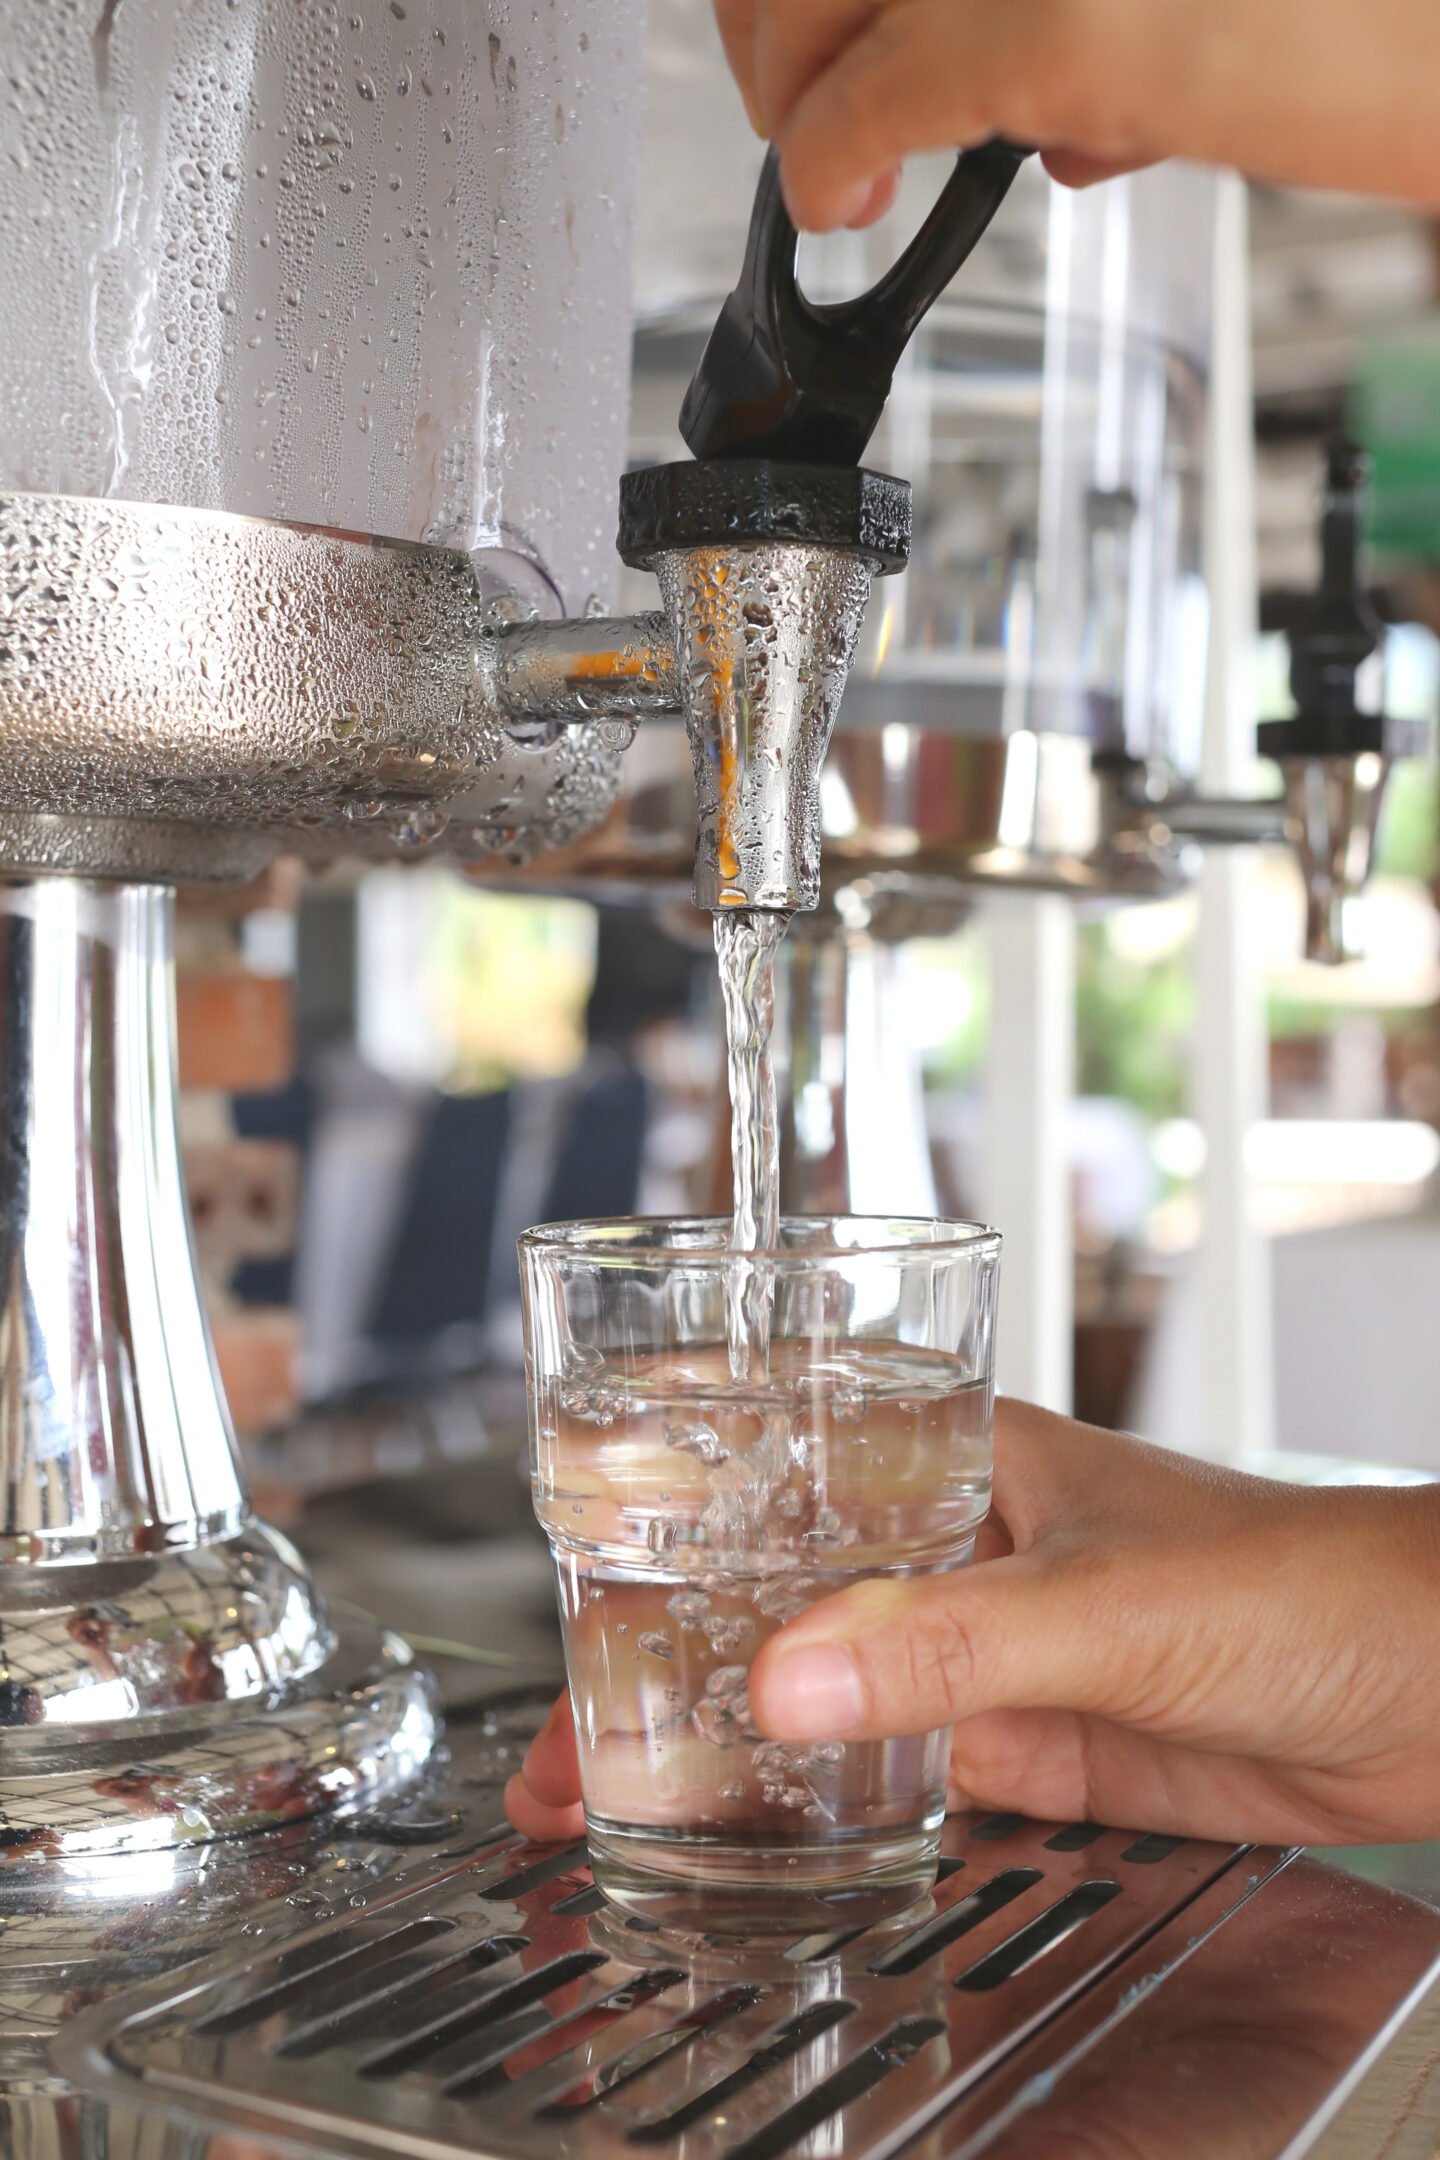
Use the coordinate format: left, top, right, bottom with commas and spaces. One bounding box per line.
0, 0, 668, 1856
0, 0, 603, 1852
0, 0, 939, 1856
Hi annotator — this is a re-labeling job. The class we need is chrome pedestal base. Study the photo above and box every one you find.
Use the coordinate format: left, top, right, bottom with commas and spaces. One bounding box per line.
0, 879, 438, 1858
0, 1524, 439, 1864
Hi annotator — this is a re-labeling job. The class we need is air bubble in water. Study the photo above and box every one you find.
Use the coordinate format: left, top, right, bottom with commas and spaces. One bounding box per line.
705, 1664, 750, 1700
666, 1588, 710, 1631
753, 1573, 816, 1619
638, 1632, 674, 1660
691, 1700, 739, 1749
665, 1421, 728, 1465
560, 1384, 620, 1427
647, 1518, 677, 1557
804, 1508, 844, 1545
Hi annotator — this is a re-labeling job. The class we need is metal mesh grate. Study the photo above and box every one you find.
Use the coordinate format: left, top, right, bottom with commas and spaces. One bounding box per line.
56, 1810, 1271, 2160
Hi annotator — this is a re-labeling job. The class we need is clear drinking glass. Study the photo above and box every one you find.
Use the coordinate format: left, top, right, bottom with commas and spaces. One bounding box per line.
519, 1215, 1000, 1932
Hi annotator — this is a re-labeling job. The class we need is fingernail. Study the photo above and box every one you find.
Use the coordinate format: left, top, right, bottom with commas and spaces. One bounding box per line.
779, 168, 872, 234
858, 167, 902, 225
829, 180, 878, 229
764, 1644, 865, 1737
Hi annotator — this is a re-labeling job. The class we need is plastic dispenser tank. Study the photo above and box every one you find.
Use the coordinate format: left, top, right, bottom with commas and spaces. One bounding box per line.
0, 0, 649, 1862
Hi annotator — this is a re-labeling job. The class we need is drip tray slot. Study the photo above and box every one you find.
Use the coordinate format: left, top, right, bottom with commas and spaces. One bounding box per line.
54, 1811, 1297, 2160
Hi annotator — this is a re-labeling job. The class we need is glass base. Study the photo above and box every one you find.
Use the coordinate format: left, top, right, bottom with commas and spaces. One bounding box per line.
586, 1810, 944, 1934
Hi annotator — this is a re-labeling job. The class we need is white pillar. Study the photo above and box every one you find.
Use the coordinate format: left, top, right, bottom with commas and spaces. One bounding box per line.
1192, 174, 1276, 1461
978, 893, 1076, 1413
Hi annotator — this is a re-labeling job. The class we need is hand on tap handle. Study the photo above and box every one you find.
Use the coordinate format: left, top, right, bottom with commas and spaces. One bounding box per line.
508, 1403, 1440, 1848
713, 0, 1440, 232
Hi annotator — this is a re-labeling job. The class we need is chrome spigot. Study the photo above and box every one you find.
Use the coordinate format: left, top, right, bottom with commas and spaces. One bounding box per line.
486, 461, 912, 915
617, 460, 911, 912
1088, 443, 1431, 963
605, 141, 1029, 915
1257, 441, 1427, 963
1281, 753, 1393, 965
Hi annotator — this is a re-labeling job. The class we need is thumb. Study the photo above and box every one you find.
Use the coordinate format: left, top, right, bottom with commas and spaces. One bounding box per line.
748, 1556, 1109, 1742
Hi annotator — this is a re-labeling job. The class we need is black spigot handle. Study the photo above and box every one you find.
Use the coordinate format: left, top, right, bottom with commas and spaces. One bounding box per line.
1318, 438, 1369, 609
679, 140, 1034, 467
1258, 435, 1424, 761
1288, 437, 1381, 725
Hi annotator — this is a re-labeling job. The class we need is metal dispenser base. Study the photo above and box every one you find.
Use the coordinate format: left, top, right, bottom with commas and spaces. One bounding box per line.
0, 879, 438, 1861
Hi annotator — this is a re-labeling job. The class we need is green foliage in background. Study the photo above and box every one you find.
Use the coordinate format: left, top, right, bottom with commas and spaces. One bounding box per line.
1267, 988, 1347, 1042
918, 911, 1196, 1124
427, 887, 597, 1092
1376, 760, 1440, 885
916, 929, 988, 1089
1075, 917, 1194, 1123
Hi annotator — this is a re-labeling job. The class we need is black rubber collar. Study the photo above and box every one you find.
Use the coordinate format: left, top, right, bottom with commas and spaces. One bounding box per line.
618, 459, 912, 574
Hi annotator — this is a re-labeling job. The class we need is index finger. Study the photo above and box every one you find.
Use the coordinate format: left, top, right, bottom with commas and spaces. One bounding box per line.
520, 1691, 582, 1807
752, 0, 880, 140
989, 1397, 1115, 1550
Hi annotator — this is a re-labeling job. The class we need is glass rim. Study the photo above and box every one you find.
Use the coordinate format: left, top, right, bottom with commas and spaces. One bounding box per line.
518, 1213, 1002, 1268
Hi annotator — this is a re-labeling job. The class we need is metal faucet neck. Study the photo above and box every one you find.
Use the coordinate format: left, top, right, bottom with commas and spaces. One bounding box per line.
618, 459, 912, 914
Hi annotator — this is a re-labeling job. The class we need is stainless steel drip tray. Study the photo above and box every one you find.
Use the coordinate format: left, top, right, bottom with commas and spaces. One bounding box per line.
50, 1792, 1440, 2160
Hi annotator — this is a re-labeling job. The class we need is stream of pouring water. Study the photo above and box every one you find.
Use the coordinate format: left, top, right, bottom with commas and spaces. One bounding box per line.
713, 910, 790, 1385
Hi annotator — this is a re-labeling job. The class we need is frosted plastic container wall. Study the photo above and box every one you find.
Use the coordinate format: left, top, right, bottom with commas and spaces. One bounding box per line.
801, 157, 1216, 773
0, 0, 645, 610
